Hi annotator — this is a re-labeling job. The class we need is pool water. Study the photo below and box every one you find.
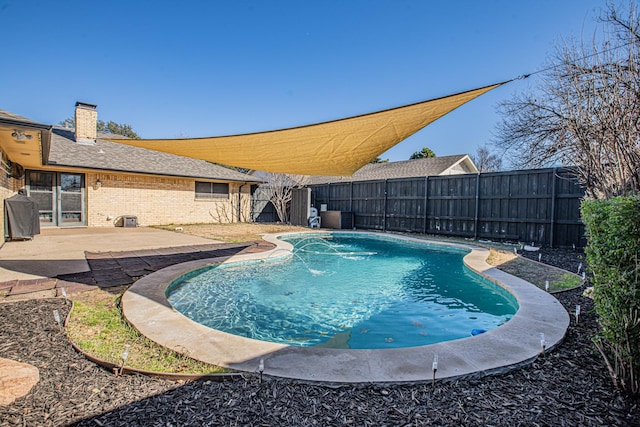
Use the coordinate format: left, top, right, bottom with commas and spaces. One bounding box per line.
166, 234, 518, 349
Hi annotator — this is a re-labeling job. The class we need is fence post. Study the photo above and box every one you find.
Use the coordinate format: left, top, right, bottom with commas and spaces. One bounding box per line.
474, 173, 480, 240
549, 168, 557, 248
382, 179, 388, 232
349, 181, 353, 213
423, 176, 429, 234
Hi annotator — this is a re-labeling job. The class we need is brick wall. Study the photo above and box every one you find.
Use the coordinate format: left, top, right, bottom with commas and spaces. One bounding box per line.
74, 103, 97, 143
86, 172, 252, 227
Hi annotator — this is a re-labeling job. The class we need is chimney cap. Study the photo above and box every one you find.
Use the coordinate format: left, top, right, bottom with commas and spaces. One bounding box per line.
75, 101, 97, 110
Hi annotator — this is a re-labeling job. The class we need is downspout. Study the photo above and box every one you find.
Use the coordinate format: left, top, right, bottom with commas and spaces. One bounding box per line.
237, 183, 247, 223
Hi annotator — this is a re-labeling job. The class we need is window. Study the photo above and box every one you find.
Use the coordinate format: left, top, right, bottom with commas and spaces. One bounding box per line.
195, 181, 229, 199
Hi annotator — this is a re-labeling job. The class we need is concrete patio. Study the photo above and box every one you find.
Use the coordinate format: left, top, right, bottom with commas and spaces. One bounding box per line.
0, 227, 271, 300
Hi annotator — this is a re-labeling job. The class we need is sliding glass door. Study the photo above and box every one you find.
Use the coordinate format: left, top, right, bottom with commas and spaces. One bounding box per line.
27, 171, 86, 226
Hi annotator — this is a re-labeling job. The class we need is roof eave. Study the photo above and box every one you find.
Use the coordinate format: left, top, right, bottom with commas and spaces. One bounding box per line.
0, 117, 53, 168
0, 117, 51, 131
45, 162, 261, 183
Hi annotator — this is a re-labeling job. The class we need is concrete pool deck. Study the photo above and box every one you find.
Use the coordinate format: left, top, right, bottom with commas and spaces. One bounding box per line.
122, 231, 570, 384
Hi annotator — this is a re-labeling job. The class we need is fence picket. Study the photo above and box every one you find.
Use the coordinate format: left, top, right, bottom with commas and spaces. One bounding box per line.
309, 167, 585, 247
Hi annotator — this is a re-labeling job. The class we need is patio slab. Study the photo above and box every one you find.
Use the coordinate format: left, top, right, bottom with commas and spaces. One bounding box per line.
0, 227, 223, 282
123, 231, 570, 384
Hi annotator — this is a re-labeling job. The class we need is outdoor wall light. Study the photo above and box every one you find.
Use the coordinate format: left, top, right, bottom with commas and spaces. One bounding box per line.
95, 179, 102, 190
11, 130, 33, 141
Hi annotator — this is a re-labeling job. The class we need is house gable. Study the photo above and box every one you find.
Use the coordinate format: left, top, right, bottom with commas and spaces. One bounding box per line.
308, 155, 478, 184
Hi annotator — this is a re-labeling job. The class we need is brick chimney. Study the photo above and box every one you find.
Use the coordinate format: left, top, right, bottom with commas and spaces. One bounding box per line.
74, 102, 97, 144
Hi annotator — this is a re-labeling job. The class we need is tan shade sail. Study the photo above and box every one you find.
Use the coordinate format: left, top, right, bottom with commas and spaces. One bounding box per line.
108, 82, 503, 176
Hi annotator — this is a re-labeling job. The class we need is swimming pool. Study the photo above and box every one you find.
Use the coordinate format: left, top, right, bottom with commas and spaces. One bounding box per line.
166, 233, 518, 349
122, 231, 570, 383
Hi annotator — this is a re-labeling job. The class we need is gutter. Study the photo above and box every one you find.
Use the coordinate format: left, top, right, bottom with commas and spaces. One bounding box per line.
238, 183, 247, 222
0, 117, 51, 130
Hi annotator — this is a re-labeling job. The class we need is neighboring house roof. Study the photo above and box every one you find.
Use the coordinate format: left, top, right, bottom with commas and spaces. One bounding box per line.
307, 155, 478, 185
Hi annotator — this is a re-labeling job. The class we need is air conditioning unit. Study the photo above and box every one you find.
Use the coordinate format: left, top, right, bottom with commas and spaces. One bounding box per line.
115, 215, 138, 227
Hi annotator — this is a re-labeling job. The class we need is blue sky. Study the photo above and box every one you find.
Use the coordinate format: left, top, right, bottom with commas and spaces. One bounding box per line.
1, 0, 607, 163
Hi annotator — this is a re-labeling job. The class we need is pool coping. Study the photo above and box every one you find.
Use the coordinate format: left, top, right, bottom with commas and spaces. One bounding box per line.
122, 231, 570, 384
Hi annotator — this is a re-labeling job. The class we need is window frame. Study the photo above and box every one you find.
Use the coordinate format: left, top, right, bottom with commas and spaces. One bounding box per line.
195, 181, 230, 200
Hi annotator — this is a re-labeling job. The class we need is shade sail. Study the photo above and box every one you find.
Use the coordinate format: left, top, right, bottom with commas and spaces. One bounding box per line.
108, 82, 503, 176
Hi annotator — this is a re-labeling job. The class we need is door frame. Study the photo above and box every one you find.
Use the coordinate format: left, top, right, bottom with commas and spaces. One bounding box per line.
26, 170, 87, 227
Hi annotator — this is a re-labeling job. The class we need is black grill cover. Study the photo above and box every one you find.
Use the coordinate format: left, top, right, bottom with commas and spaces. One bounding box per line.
4, 193, 40, 239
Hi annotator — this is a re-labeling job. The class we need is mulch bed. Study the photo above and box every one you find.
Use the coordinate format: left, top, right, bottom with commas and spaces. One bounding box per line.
1, 250, 639, 426
518, 246, 586, 274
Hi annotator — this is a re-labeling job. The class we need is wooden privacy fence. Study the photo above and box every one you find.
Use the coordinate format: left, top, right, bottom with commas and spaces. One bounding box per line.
309, 168, 586, 248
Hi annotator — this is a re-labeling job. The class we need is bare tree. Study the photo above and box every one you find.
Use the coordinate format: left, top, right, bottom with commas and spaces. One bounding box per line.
495, 1, 640, 198
262, 173, 309, 223
209, 204, 234, 223
471, 145, 503, 172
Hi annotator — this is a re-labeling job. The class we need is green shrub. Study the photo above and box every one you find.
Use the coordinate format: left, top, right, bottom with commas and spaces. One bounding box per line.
581, 197, 640, 397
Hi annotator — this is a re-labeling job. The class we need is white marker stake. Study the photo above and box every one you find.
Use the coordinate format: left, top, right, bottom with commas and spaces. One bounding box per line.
117, 344, 131, 376
122, 344, 131, 363
432, 354, 439, 385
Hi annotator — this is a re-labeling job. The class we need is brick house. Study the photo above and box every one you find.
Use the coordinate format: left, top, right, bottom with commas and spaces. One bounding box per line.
0, 103, 260, 240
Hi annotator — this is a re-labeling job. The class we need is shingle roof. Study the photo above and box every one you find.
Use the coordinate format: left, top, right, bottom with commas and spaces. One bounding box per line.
307, 155, 476, 184
0, 109, 39, 123
48, 128, 260, 182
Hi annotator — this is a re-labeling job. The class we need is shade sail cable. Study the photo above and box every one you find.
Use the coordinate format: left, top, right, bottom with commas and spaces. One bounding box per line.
108, 81, 508, 176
